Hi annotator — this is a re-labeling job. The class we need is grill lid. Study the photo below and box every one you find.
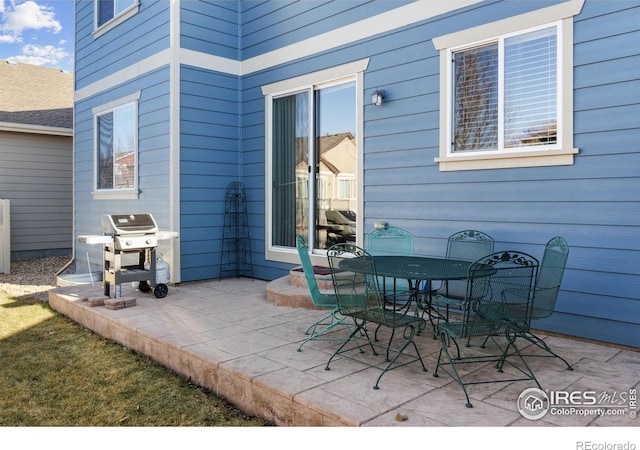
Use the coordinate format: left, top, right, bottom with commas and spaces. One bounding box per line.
102, 213, 158, 235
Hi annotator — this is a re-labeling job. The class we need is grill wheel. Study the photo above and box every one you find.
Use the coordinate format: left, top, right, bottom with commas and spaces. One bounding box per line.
138, 281, 151, 293
138, 281, 168, 298
154, 284, 169, 298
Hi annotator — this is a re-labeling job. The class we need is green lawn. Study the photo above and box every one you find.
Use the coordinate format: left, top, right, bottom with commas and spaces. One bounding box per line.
0, 290, 271, 427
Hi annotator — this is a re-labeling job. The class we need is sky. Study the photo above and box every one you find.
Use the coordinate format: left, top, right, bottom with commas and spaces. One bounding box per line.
0, 0, 74, 72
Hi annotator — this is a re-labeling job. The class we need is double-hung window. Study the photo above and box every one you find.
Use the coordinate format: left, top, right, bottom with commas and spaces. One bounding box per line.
93, 93, 139, 198
263, 59, 367, 262
433, 1, 581, 170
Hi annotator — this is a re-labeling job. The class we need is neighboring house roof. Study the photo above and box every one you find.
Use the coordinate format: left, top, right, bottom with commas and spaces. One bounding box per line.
318, 132, 355, 154
294, 132, 356, 175
319, 132, 355, 175
0, 60, 73, 130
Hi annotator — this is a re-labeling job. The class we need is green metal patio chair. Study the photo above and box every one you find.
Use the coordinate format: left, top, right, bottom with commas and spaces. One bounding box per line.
367, 226, 414, 256
295, 235, 354, 352
512, 236, 573, 370
428, 230, 495, 332
325, 243, 427, 390
366, 226, 415, 309
433, 250, 541, 408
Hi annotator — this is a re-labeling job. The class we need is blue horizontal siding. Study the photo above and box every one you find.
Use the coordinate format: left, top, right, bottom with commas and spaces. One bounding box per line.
574, 2, 640, 43
241, 1, 411, 58
366, 175, 639, 203
179, 65, 241, 281
75, 0, 170, 89
557, 291, 640, 323
574, 130, 639, 154
575, 102, 638, 134
74, 66, 171, 246
359, 0, 639, 347
575, 30, 640, 67
181, 1, 239, 59
535, 312, 639, 349
73, 0, 640, 346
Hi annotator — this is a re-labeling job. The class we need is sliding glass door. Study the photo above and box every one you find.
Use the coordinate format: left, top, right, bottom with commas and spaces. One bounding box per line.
270, 79, 356, 251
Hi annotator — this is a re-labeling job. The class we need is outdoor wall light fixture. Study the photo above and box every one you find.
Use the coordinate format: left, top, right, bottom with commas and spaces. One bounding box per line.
371, 89, 385, 106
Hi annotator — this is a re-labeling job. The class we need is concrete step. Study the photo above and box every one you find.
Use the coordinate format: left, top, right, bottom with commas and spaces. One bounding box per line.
265, 266, 334, 309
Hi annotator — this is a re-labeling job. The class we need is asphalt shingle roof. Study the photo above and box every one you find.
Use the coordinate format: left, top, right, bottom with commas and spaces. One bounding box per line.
0, 60, 73, 129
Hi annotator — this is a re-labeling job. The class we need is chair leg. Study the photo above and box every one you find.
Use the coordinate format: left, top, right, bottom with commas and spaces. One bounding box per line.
325, 320, 376, 371
433, 332, 473, 408
303, 306, 344, 336
374, 323, 382, 342
384, 327, 396, 362
297, 308, 356, 352
521, 331, 574, 371
373, 324, 426, 390
494, 330, 542, 390
488, 328, 574, 371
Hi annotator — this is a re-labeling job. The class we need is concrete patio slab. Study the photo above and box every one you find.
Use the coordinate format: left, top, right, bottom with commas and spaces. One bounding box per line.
48, 278, 639, 429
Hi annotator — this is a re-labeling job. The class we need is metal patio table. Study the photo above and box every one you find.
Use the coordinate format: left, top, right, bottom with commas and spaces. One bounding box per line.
339, 255, 476, 329
369, 255, 472, 282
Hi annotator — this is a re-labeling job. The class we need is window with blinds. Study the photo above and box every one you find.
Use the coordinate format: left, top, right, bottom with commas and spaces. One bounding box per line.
452, 24, 558, 153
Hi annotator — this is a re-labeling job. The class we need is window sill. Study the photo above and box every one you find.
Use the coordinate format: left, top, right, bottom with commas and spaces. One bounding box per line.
93, 190, 139, 200
435, 148, 579, 171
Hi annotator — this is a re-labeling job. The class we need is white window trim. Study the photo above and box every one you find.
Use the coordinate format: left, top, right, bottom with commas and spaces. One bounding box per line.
262, 59, 368, 265
92, 91, 140, 200
433, 0, 583, 171
93, 0, 140, 39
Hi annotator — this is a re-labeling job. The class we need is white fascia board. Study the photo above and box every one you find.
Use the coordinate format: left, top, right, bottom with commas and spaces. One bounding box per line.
75, 0, 484, 99
75, 49, 171, 102
180, 1, 483, 76
180, 49, 242, 75
432, 0, 585, 49
0, 122, 73, 136
241, 0, 483, 75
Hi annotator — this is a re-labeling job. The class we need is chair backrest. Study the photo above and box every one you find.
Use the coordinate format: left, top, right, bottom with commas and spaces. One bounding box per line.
464, 250, 539, 337
366, 227, 414, 295
367, 227, 414, 256
447, 230, 495, 261
444, 230, 495, 299
296, 235, 337, 308
326, 243, 384, 317
531, 236, 569, 320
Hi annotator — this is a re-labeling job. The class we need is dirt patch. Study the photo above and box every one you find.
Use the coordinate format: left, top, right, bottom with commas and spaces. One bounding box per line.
0, 256, 72, 299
